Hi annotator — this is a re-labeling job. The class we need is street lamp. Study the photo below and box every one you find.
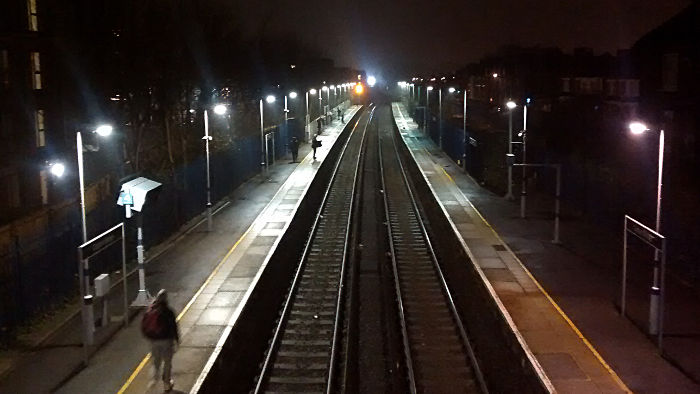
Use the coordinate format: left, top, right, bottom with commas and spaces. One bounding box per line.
75, 123, 112, 296
448, 87, 456, 93
505, 100, 517, 200
260, 95, 276, 176
520, 101, 529, 218
203, 104, 227, 231
463, 87, 468, 172
425, 86, 433, 132
285, 92, 297, 133
50, 162, 66, 177
628, 120, 665, 335
306, 89, 317, 141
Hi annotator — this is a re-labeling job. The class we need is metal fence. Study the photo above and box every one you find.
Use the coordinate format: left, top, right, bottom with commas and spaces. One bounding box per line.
0, 117, 309, 344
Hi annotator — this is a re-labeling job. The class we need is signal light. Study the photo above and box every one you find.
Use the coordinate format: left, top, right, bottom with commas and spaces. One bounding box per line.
355, 84, 364, 94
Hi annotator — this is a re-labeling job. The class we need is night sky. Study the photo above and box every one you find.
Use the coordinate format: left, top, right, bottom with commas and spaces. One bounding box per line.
231, 0, 690, 78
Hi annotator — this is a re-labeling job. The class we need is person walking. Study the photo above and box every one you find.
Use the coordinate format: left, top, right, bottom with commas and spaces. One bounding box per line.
141, 289, 179, 392
290, 136, 299, 163
311, 134, 322, 160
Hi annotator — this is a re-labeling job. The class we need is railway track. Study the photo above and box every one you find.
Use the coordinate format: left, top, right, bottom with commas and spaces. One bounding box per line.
378, 107, 488, 393
254, 106, 376, 393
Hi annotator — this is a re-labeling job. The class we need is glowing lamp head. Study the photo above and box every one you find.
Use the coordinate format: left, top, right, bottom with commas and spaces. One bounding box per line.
330, 85, 335, 89
629, 121, 649, 135
322, 86, 329, 92
213, 104, 227, 115
309, 88, 317, 95
367, 76, 376, 87
288, 91, 298, 99
50, 162, 65, 177
427, 86, 434, 91
506, 101, 517, 110
94, 124, 113, 137
492, 73, 499, 78
265, 95, 276, 104
448, 87, 456, 93
355, 84, 364, 94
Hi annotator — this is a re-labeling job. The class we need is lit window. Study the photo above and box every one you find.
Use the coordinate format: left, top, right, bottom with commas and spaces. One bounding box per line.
1, 50, 8, 85
27, 0, 38, 31
30, 52, 41, 89
35, 109, 45, 147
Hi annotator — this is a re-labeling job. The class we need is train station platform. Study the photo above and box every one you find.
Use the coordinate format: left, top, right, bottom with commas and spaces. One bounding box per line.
0, 105, 361, 394
391, 102, 699, 393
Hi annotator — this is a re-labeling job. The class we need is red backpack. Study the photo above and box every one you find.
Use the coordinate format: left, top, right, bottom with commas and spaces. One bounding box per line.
141, 305, 165, 339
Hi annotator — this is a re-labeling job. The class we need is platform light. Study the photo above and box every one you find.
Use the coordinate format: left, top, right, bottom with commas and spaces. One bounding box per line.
506, 101, 517, 110
427, 86, 434, 91
289, 91, 298, 99
213, 104, 227, 115
309, 88, 317, 95
94, 124, 113, 137
448, 87, 456, 93
265, 95, 276, 104
629, 121, 649, 135
367, 76, 376, 87
322, 86, 329, 91
355, 84, 364, 94
50, 162, 65, 177
492, 73, 499, 78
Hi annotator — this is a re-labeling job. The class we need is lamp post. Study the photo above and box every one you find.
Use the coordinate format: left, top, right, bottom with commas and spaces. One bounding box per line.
462, 88, 468, 172
425, 86, 433, 133
306, 89, 316, 142
260, 95, 276, 176
629, 121, 665, 335
322, 86, 329, 121
438, 87, 443, 148
520, 103, 528, 218
202, 104, 227, 231
505, 100, 517, 200
76, 124, 113, 294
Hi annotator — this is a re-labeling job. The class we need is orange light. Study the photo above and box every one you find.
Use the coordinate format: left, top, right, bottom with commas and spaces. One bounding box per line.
355, 83, 364, 94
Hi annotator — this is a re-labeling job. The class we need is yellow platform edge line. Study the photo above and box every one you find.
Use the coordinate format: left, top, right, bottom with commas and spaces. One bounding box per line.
441, 159, 632, 393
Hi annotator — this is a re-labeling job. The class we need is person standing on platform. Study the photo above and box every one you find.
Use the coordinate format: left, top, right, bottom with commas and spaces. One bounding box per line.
317, 118, 323, 135
290, 136, 299, 163
141, 289, 179, 392
312, 134, 322, 160
337, 107, 343, 122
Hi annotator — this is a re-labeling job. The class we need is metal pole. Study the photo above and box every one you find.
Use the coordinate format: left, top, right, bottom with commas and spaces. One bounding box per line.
132, 214, 151, 306
203, 109, 212, 232
658, 239, 666, 352
622, 218, 628, 317
520, 105, 528, 218
506, 108, 514, 199
552, 164, 561, 244
121, 223, 128, 326
425, 88, 429, 132
438, 88, 443, 149
284, 95, 289, 128
77, 247, 89, 365
76, 132, 90, 295
260, 99, 266, 176
463, 89, 467, 172
305, 91, 310, 142
649, 129, 664, 335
